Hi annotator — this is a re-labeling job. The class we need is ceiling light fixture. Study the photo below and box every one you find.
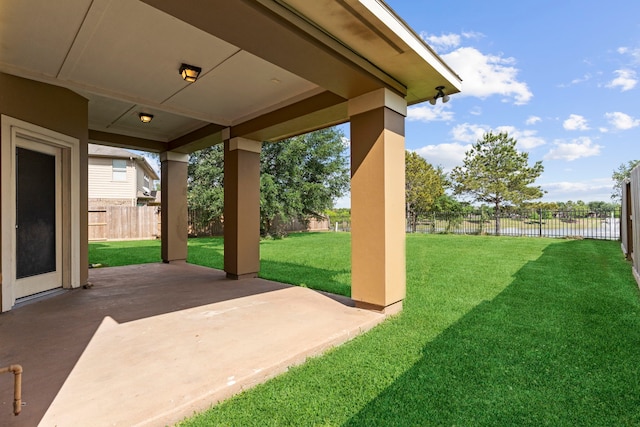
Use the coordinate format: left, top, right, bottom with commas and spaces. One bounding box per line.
139, 113, 154, 123
429, 86, 450, 105
179, 63, 202, 83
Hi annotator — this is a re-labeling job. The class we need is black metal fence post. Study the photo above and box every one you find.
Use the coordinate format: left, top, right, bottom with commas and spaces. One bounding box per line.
539, 208, 543, 237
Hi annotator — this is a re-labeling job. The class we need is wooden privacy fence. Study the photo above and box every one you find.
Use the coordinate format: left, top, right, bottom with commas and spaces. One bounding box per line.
622, 167, 640, 285
89, 206, 160, 241
187, 208, 329, 237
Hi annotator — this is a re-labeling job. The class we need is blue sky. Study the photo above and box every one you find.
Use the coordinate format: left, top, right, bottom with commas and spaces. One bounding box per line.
336, 0, 640, 208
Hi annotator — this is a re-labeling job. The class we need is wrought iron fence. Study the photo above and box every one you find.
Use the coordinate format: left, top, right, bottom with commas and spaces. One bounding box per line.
407, 209, 620, 240
331, 209, 621, 240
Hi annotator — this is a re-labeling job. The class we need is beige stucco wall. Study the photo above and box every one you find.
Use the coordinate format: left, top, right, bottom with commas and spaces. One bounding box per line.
0, 72, 89, 307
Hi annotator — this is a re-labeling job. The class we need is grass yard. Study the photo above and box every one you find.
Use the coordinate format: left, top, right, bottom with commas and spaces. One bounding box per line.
89, 233, 640, 426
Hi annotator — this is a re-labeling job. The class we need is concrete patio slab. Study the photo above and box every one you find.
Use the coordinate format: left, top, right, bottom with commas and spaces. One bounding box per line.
0, 262, 385, 426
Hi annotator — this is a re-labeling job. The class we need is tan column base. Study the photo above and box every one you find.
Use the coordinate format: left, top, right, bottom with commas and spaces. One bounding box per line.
354, 300, 403, 316
226, 272, 259, 280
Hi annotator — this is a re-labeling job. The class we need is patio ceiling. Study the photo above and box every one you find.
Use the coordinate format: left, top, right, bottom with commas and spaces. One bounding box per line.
0, 0, 460, 153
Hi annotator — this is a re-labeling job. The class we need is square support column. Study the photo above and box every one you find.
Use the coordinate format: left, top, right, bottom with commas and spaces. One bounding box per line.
160, 151, 188, 263
349, 89, 407, 314
224, 137, 261, 279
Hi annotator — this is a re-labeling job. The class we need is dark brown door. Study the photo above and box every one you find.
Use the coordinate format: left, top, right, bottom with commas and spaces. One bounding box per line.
16, 147, 56, 278
14, 142, 61, 297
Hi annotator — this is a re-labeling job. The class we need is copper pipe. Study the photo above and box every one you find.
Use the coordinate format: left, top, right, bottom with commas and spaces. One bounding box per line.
0, 364, 23, 416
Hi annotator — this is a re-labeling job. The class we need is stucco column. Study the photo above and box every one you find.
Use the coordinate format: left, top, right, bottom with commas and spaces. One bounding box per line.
160, 151, 188, 263
349, 88, 407, 314
224, 137, 261, 279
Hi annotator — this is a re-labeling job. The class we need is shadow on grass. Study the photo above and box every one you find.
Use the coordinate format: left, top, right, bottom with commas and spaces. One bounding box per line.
90, 236, 351, 296
188, 234, 352, 297
344, 240, 640, 426
258, 259, 351, 297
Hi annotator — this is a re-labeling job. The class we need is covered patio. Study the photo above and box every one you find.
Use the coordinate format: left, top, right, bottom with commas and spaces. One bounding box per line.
0, 262, 384, 426
1, 0, 460, 313
0, 0, 460, 424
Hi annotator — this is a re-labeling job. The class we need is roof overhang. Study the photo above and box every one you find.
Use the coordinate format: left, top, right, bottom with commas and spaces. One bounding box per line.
0, 0, 460, 153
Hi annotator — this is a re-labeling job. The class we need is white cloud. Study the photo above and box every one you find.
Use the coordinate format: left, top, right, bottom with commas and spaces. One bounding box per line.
413, 143, 471, 171
543, 137, 602, 161
421, 32, 461, 52
605, 111, 640, 130
450, 123, 545, 149
469, 106, 482, 116
541, 178, 613, 202
526, 116, 541, 125
451, 123, 488, 143
544, 182, 604, 193
563, 114, 590, 131
606, 69, 637, 91
617, 46, 640, 63
571, 73, 592, 85
558, 73, 593, 88
494, 126, 546, 149
441, 47, 533, 104
461, 31, 484, 41
407, 104, 454, 122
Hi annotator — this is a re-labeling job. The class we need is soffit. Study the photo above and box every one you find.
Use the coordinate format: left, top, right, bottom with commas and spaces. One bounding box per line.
0, 0, 460, 150
0, 0, 322, 146
279, 0, 462, 105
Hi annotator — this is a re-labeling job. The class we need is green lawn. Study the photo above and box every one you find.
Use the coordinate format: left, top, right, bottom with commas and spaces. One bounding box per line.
89, 233, 640, 426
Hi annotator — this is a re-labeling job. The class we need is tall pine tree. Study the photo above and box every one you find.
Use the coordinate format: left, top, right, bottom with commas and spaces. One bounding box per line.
449, 131, 544, 235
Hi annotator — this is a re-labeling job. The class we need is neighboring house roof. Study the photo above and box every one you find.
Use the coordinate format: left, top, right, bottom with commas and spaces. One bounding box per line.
88, 144, 159, 180
88, 144, 139, 159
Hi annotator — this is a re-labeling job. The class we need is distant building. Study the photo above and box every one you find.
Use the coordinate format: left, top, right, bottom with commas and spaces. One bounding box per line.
88, 144, 159, 209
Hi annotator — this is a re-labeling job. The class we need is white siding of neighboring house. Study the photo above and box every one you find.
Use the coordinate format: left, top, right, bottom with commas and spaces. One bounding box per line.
135, 162, 154, 195
88, 157, 137, 203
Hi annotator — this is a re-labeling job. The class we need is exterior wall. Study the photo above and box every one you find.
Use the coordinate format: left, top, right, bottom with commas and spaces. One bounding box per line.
621, 180, 632, 260
88, 157, 136, 203
136, 166, 147, 194
0, 73, 89, 309
135, 160, 157, 195
631, 166, 640, 286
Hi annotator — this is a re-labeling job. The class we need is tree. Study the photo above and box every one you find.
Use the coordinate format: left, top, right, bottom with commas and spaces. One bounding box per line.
611, 160, 640, 202
260, 127, 349, 236
187, 127, 349, 237
432, 194, 470, 213
449, 131, 544, 235
188, 145, 224, 225
405, 151, 445, 232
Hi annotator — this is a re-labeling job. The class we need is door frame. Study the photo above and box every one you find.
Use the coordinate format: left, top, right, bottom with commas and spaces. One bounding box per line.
1, 115, 81, 311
